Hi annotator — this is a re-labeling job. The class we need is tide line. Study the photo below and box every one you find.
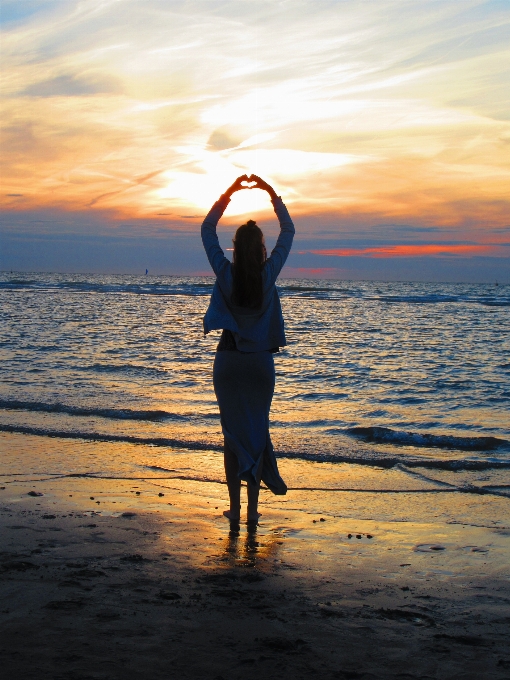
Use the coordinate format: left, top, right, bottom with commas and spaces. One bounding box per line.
0, 473, 506, 497
2, 423, 510, 472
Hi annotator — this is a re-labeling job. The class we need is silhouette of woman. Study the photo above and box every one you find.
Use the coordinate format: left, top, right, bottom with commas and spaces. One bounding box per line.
201, 174, 295, 524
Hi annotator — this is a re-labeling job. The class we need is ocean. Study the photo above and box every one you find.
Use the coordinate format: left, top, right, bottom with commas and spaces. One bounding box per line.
1, 272, 509, 500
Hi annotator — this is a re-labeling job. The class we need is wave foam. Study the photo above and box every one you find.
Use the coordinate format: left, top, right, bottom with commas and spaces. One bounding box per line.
0, 400, 186, 422
346, 426, 507, 452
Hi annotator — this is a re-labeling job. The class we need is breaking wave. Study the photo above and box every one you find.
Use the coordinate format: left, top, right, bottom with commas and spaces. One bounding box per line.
2, 423, 509, 472
0, 399, 188, 422
345, 426, 508, 452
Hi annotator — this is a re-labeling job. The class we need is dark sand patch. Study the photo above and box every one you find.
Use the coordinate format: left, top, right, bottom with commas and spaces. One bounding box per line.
1, 493, 509, 680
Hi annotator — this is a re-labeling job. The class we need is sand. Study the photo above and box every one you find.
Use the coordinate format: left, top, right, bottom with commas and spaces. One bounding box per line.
1, 432, 509, 679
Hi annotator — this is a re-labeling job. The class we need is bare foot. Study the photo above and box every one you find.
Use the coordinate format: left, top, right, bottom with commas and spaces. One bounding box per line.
223, 510, 240, 521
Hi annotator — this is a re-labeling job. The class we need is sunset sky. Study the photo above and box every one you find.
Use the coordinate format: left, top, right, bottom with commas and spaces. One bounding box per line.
1, 0, 509, 281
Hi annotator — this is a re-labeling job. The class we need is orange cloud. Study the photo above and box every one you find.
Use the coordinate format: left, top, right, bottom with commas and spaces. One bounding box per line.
303, 244, 509, 258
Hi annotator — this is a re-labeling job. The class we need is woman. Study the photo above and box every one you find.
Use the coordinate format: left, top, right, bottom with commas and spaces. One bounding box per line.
201, 174, 295, 524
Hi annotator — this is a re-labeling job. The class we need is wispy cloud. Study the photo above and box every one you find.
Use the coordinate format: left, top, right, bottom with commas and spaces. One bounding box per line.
21, 73, 123, 97
1, 0, 509, 278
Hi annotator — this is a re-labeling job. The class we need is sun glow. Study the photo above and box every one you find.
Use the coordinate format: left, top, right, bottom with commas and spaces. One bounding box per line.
155, 144, 365, 213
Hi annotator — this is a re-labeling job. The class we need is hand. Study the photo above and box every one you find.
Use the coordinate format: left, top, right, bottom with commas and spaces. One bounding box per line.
247, 174, 278, 200
223, 175, 250, 198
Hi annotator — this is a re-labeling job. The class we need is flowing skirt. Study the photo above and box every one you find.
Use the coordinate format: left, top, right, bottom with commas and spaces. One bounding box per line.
213, 350, 287, 495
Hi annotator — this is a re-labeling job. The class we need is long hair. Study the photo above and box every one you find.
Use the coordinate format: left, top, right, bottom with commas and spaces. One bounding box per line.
231, 220, 266, 309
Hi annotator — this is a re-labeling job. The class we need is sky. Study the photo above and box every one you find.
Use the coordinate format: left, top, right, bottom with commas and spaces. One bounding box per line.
1, 0, 509, 282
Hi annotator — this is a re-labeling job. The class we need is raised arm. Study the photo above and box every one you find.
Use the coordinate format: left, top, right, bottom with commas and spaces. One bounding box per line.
249, 175, 295, 283
201, 175, 249, 276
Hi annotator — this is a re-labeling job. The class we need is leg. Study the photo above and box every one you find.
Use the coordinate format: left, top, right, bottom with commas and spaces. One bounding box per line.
246, 449, 264, 523
223, 439, 241, 521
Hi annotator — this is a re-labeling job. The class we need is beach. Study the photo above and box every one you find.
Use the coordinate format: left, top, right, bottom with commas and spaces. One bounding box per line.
1, 431, 509, 679
1, 273, 509, 677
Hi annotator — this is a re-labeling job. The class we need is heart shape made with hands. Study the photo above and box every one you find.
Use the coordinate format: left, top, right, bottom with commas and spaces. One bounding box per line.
241, 180, 258, 188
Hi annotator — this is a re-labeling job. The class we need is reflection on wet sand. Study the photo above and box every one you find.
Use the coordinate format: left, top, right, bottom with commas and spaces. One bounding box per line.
222, 521, 282, 568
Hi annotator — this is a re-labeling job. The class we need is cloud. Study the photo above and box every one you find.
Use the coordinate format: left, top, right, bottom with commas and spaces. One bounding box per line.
380, 225, 443, 233
0, 0, 508, 279
22, 73, 123, 97
489, 226, 510, 233
87, 170, 165, 207
303, 244, 510, 258
207, 129, 242, 151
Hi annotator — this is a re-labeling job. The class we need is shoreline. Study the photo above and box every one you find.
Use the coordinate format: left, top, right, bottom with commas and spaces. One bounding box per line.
1, 433, 509, 678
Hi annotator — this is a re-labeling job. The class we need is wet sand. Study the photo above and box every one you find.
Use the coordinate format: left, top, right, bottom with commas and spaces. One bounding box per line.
1, 432, 509, 679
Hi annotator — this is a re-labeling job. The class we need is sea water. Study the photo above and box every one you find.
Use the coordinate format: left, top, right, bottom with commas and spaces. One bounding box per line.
1, 273, 509, 498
